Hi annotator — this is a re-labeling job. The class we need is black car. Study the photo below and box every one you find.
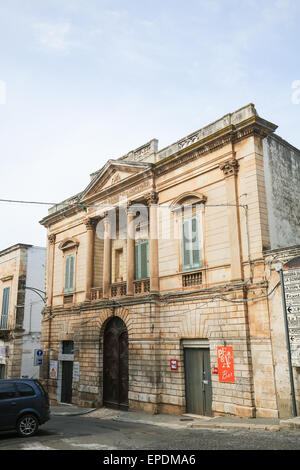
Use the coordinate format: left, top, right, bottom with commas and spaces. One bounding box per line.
0, 379, 50, 437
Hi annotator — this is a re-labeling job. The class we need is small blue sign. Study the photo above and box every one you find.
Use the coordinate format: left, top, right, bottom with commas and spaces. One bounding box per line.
34, 349, 44, 366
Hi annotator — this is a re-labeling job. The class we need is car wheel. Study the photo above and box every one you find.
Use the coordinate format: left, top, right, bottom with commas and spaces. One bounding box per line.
16, 414, 39, 437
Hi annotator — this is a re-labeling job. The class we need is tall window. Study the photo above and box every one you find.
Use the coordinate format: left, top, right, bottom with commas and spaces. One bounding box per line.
64, 254, 75, 293
135, 240, 149, 279
0, 287, 10, 329
182, 214, 202, 271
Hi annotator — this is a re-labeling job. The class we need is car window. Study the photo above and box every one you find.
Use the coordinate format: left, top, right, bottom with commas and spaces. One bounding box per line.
16, 383, 36, 397
34, 380, 48, 398
0, 382, 17, 400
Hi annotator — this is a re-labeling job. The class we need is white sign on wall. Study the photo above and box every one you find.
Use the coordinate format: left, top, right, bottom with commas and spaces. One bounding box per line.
283, 267, 300, 367
73, 362, 79, 382
49, 360, 58, 379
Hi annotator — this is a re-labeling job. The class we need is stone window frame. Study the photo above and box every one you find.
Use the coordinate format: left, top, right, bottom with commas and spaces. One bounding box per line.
0, 275, 13, 330
58, 238, 80, 296
169, 192, 206, 274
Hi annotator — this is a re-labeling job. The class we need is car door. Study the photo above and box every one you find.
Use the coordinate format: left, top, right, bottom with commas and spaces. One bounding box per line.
14, 382, 41, 419
0, 382, 18, 428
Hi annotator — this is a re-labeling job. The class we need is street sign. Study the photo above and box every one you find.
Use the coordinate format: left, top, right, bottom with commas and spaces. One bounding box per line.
33, 349, 44, 366
283, 262, 300, 367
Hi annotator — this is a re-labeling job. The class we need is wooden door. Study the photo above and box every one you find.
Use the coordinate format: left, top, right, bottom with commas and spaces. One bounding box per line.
103, 317, 128, 410
61, 361, 73, 404
184, 347, 212, 416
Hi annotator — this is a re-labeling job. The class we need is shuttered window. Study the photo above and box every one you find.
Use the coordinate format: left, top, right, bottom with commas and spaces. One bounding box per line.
182, 215, 202, 271
64, 254, 75, 293
135, 240, 149, 280
0, 287, 10, 329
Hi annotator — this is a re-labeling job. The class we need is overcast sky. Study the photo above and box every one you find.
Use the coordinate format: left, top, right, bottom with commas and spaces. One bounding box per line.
0, 0, 299, 250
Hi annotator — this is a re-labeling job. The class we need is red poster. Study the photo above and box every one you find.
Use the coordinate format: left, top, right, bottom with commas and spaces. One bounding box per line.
217, 346, 235, 383
170, 359, 178, 370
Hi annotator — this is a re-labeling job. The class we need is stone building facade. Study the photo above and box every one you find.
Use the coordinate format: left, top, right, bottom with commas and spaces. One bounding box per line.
40, 103, 300, 418
0, 244, 46, 379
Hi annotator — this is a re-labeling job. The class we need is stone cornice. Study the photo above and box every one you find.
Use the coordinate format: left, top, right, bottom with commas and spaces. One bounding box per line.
82, 167, 154, 204
154, 116, 277, 178
152, 117, 276, 191
40, 111, 277, 229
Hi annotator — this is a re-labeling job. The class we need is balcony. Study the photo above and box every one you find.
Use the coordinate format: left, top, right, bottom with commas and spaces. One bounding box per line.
90, 278, 150, 301
133, 278, 150, 295
0, 315, 8, 330
182, 270, 203, 288
90, 287, 103, 301
111, 282, 127, 298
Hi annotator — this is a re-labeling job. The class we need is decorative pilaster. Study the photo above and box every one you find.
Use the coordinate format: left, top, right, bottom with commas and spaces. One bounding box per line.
146, 192, 159, 293
126, 201, 135, 297
47, 234, 56, 307
84, 218, 97, 301
219, 158, 243, 281
102, 213, 112, 299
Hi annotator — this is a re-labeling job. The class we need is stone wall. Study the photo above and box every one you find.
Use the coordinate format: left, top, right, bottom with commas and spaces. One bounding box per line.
41, 284, 284, 418
263, 135, 300, 249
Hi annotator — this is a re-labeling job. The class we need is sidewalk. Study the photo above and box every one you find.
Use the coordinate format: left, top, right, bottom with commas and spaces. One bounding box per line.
50, 405, 300, 432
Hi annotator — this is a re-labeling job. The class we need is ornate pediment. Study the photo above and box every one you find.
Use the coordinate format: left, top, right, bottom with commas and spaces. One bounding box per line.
81, 160, 152, 202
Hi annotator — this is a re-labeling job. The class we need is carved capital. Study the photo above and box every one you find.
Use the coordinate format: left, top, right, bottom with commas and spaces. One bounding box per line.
126, 200, 137, 216
84, 217, 97, 231
219, 158, 239, 177
48, 234, 56, 245
145, 191, 159, 206
99, 211, 113, 226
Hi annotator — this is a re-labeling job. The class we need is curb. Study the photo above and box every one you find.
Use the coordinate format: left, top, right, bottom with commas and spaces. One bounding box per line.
50, 408, 300, 432
188, 422, 281, 431
51, 408, 97, 417
113, 416, 280, 432
112, 416, 184, 429
112, 417, 300, 432
280, 419, 300, 431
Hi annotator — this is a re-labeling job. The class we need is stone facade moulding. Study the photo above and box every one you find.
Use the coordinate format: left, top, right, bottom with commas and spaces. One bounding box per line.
58, 238, 80, 252
219, 158, 239, 178
40, 103, 300, 419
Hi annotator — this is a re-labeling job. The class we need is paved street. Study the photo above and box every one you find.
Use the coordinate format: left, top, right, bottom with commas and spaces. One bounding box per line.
0, 414, 300, 451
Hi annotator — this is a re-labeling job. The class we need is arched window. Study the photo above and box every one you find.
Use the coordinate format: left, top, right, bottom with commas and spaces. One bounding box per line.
170, 192, 206, 272
58, 238, 79, 294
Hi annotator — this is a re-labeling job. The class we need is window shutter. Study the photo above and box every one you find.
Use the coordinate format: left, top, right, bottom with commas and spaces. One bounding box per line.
140, 241, 148, 279
1, 287, 10, 316
135, 243, 140, 280
69, 255, 75, 291
64, 255, 75, 293
182, 219, 192, 270
182, 215, 202, 271
135, 240, 149, 280
65, 256, 70, 292
1, 287, 10, 329
191, 216, 201, 268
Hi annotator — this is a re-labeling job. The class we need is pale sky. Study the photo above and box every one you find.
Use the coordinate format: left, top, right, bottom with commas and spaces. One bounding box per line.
0, 0, 299, 250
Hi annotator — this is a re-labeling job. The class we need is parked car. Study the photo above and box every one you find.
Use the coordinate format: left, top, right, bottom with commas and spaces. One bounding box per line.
0, 379, 50, 437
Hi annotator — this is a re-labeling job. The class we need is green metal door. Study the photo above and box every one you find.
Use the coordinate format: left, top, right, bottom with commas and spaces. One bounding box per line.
184, 347, 212, 416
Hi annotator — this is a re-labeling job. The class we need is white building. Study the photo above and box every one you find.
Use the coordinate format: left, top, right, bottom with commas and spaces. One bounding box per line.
0, 244, 46, 379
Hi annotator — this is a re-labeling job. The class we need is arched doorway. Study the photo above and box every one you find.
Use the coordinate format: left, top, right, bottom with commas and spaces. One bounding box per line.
103, 317, 128, 410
